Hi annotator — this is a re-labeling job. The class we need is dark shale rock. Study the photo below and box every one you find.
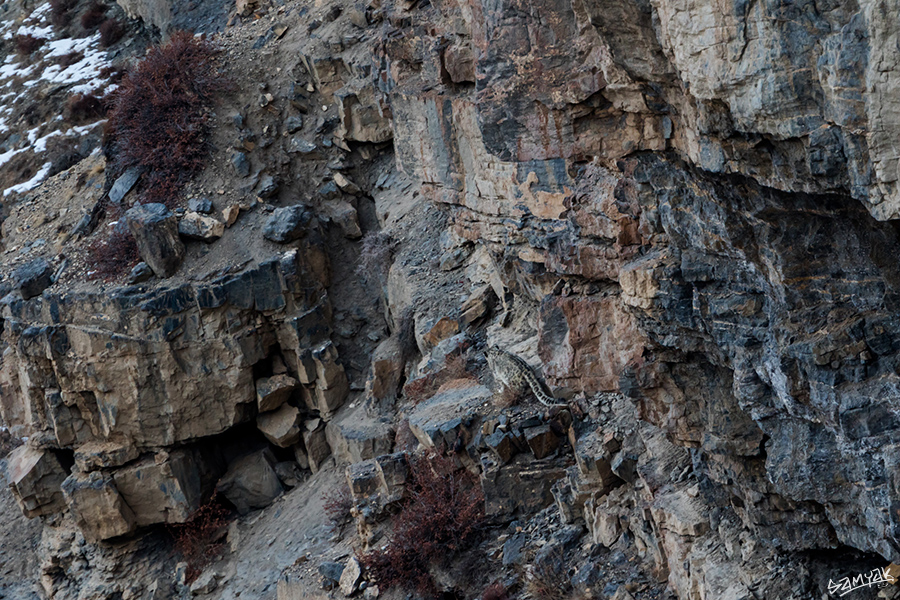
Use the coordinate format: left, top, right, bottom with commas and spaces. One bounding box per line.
263, 206, 313, 243
125, 203, 184, 278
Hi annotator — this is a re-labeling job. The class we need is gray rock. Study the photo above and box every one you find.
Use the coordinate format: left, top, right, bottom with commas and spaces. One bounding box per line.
286, 116, 304, 134
257, 174, 280, 199
127, 262, 154, 284
318, 561, 344, 587
231, 151, 250, 177
318, 180, 342, 201
108, 166, 143, 204
215, 449, 283, 515
288, 137, 317, 154
274, 461, 305, 488
13, 258, 52, 300
125, 203, 184, 278
188, 197, 213, 214
263, 206, 312, 243
502, 533, 526, 566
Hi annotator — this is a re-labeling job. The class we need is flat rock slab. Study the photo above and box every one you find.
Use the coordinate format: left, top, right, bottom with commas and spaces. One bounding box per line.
13, 258, 52, 300
407, 381, 492, 449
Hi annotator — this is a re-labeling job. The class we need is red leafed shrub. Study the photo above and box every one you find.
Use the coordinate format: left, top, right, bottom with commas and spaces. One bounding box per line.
168, 494, 232, 584
104, 31, 229, 206
14, 34, 45, 55
56, 50, 85, 67
86, 226, 139, 281
80, 1, 107, 29
99, 18, 125, 47
50, 0, 78, 16
359, 452, 485, 596
483, 582, 509, 600
65, 93, 108, 123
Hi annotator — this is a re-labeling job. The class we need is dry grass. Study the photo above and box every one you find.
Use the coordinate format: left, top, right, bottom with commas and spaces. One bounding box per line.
14, 34, 45, 56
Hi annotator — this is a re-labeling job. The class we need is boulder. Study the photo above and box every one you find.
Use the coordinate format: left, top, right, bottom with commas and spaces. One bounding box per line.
7, 445, 68, 518
61, 471, 136, 542
480, 454, 569, 518
231, 151, 250, 177
127, 261, 154, 284
333, 173, 362, 195
125, 203, 185, 278
264, 206, 313, 243
325, 416, 393, 465
256, 374, 300, 412
13, 258, 52, 300
524, 425, 560, 459
112, 450, 205, 526
178, 212, 224, 242
216, 449, 283, 515
257, 403, 302, 447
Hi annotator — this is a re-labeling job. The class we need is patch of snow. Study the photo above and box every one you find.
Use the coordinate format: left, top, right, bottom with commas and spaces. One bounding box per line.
4, 162, 52, 196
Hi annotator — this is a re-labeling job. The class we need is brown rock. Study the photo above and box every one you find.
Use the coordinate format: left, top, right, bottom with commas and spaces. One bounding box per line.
178, 211, 224, 242
256, 374, 300, 412
257, 403, 302, 447
366, 336, 406, 401
524, 425, 559, 459
7, 445, 68, 518
303, 421, 332, 473
112, 450, 204, 526
421, 317, 459, 350
61, 472, 136, 542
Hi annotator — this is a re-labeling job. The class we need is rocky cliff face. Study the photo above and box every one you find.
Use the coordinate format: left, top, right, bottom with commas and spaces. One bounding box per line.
4, 0, 900, 598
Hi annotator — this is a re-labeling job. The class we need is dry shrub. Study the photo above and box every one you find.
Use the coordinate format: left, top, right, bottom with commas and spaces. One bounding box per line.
403, 351, 474, 405
356, 231, 397, 280
525, 548, 571, 600
322, 482, 353, 530
359, 452, 485, 596
56, 50, 84, 67
169, 493, 232, 584
50, 0, 78, 17
483, 582, 509, 600
80, 1, 107, 29
99, 18, 125, 47
65, 93, 107, 123
98, 64, 125, 85
15, 34, 45, 56
87, 226, 139, 281
105, 31, 229, 206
